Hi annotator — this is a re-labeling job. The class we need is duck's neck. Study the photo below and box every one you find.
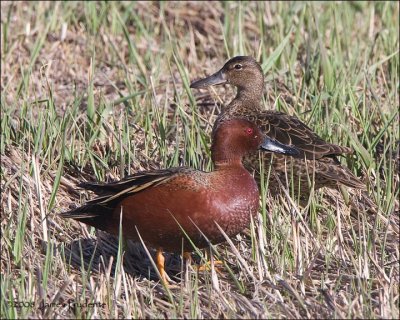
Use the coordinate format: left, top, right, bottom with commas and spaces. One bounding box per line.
211, 143, 245, 171
227, 81, 264, 111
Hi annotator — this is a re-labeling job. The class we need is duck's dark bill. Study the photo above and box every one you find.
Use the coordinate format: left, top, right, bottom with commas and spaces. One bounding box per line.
190, 70, 226, 88
260, 137, 299, 156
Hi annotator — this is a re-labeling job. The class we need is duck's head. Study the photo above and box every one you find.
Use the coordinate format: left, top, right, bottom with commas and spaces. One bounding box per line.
190, 56, 264, 96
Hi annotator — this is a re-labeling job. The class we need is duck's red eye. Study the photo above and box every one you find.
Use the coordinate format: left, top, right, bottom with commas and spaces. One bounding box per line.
245, 128, 253, 135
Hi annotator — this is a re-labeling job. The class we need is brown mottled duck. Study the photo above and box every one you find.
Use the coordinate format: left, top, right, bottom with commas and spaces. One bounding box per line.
190, 56, 365, 197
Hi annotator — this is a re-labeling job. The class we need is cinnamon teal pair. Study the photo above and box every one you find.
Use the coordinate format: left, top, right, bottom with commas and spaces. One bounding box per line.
62, 119, 299, 284
190, 56, 365, 197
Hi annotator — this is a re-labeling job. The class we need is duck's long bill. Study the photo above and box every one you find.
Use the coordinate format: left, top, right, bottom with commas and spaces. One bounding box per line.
190, 69, 226, 88
260, 137, 299, 156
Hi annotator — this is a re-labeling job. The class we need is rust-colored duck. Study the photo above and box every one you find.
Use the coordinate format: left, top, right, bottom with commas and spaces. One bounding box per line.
190, 56, 365, 197
61, 119, 299, 284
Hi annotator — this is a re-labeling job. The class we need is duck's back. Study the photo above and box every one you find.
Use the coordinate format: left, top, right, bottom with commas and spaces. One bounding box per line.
214, 104, 365, 194
216, 103, 352, 159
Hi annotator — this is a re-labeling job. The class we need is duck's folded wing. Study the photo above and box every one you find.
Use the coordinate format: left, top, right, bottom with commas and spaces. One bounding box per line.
79, 168, 187, 195
61, 167, 192, 219
261, 111, 353, 159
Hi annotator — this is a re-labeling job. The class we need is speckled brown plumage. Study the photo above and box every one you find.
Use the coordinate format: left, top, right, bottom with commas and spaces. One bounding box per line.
190, 56, 365, 197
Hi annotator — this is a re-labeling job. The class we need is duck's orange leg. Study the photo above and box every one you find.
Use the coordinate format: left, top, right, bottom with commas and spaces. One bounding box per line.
197, 252, 223, 273
197, 260, 223, 272
184, 251, 223, 274
156, 247, 168, 285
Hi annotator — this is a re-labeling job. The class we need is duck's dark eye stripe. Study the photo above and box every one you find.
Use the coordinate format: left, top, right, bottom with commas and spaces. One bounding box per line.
234, 64, 242, 70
